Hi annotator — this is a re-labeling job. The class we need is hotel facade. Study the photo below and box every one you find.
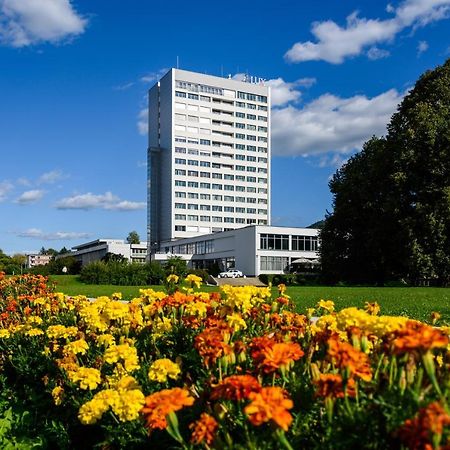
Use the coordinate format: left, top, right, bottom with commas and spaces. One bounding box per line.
147, 69, 271, 252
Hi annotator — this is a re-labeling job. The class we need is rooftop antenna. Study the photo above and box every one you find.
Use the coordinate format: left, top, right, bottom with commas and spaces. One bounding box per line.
176, 56, 179, 69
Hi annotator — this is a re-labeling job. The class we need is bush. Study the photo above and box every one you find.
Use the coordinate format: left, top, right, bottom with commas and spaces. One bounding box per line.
79, 261, 164, 285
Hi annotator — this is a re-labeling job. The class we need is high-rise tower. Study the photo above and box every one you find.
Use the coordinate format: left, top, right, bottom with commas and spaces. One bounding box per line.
147, 69, 271, 252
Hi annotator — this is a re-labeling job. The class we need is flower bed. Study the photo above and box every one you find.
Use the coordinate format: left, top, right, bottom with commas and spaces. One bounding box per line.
1, 272, 450, 449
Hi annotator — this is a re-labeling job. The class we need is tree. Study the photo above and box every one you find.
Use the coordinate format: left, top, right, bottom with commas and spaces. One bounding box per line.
321, 58, 450, 285
126, 231, 140, 245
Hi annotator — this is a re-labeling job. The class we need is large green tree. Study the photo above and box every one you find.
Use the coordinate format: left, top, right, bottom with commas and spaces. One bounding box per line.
321, 58, 450, 285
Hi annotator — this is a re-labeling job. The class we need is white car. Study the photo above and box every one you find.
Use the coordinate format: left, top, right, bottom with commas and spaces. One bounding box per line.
218, 268, 244, 278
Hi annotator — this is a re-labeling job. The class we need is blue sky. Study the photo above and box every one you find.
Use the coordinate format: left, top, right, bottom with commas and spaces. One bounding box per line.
1, 0, 449, 254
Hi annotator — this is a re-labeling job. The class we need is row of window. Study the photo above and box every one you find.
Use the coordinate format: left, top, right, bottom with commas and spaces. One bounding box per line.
175, 81, 224, 96
237, 91, 268, 103
260, 256, 289, 271
174, 136, 268, 152
174, 179, 267, 188
174, 202, 267, 212
260, 234, 319, 252
175, 146, 267, 156
169, 238, 215, 255
175, 99, 267, 112
175, 192, 267, 201
174, 214, 264, 222
174, 111, 267, 124
174, 157, 266, 168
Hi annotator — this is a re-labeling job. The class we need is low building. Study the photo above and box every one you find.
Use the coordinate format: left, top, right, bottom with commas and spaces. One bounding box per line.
151, 225, 319, 276
71, 239, 148, 266
26, 254, 53, 269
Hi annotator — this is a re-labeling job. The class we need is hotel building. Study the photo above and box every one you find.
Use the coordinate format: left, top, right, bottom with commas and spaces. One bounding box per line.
147, 69, 271, 252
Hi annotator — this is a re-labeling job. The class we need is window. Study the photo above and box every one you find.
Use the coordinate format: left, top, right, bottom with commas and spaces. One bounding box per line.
258, 177, 267, 184
247, 135, 257, 141
236, 165, 245, 171
236, 196, 245, 202
175, 225, 186, 231
200, 193, 210, 200
247, 114, 256, 120
175, 113, 186, 120
200, 204, 210, 211
224, 174, 234, 180
175, 191, 186, 198
258, 147, 267, 153
247, 155, 256, 162
200, 171, 210, 178
188, 204, 198, 210
200, 182, 211, 189
260, 234, 289, 250
175, 158, 186, 165
247, 103, 256, 109
188, 170, 198, 177
236, 123, 245, 129
247, 145, 256, 152
292, 235, 319, 252
188, 181, 199, 188
175, 169, 186, 176
188, 160, 199, 166
200, 95, 210, 102
175, 91, 186, 98
175, 214, 186, 220
212, 173, 222, 179
212, 205, 222, 211
212, 194, 222, 201
260, 256, 289, 271
258, 198, 267, 204
200, 139, 211, 146
247, 187, 256, 193
236, 155, 245, 161
236, 133, 245, 139
236, 101, 245, 108
188, 93, 199, 100
200, 215, 210, 222
236, 186, 245, 192
224, 185, 234, 191
258, 188, 267, 194
247, 208, 256, 214
212, 216, 222, 222
224, 206, 234, 212
175, 147, 186, 153
258, 157, 267, 163
236, 144, 245, 150
224, 217, 234, 223
258, 105, 268, 111
258, 137, 267, 142
175, 180, 186, 186
175, 125, 186, 132
236, 218, 245, 223
247, 166, 256, 172
258, 168, 267, 174
212, 183, 222, 190
188, 149, 199, 155
224, 195, 234, 201
236, 175, 245, 181
247, 197, 256, 203
258, 209, 267, 214
247, 176, 256, 182
188, 192, 199, 199
187, 126, 198, 133
200, 160, 210, 167
188, 115, 199, 122
258, 126, 267, 132
258, 116, 267, 121
236, 112, 245, 118
247, 124, 256, 131
175, 203, 186, 209
188, 215, 198, 221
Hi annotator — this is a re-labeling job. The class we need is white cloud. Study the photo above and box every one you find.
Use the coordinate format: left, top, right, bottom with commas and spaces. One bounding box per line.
285, 0, 450, 64
0, 180, 13, 202
113, 82, 135, 91
137, 108, 148, 135
15, 228, 90, 240
16, 177, 31, 187
38, 169, 65, 184
271, 88, 404, 156
0, 0, 87, 47
417, 40, 429, 55
55, 191, 145, 211
367, 46, 391, 60
15, 189, 44, 204
140, 68, 169, 84
266, 78, 303, 107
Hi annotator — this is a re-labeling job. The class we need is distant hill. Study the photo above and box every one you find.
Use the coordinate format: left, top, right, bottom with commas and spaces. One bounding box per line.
307, 220, 325, 229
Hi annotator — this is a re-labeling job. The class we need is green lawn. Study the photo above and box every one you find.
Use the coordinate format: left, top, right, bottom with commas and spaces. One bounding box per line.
49, 275, 450, 322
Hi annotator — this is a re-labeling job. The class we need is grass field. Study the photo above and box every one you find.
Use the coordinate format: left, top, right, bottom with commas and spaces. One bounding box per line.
49, 275, 450, 322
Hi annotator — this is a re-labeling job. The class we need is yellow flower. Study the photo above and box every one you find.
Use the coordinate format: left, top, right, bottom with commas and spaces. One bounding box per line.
112, 292, 122, 300
69, 367, 102, 390
317, 299, 335, 313
185, 274, 202, 288
166, 274, 179, 283
78, 390, 117, 425
46, 325, 78, 340
152, 317, 173, 338
104, 343, 140, 372
104, 301, 129, 321
25, 328, 44, 337
27, 316, 43, 325
96, 334, 115, 347
51, 386, 64, 405
148, 358, 181, 383
0, 329, 10, 339
226, 313, 248, 332
111, 389, 145, 422
64, 338, 89, 355
184, 301, 208, 317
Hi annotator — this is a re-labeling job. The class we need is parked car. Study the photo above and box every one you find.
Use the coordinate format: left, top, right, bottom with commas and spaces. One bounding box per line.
217, 268, 244, 278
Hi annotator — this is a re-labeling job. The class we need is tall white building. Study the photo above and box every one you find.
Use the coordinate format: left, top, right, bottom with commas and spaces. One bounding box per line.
147, 68, 271, 252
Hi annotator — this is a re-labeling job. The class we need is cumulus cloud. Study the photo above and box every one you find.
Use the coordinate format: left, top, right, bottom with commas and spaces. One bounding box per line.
15, 189, 44, 204
271, 88, 404, 156
285, 0, 450, 63
15, 228, 90, 240
0, 0, 87, 47
367, 46, 391, 60
266, 78, 303, 106
55, 192, 145, 211
38, 169, 65, 184
0, 180, 13, 202
137, 108, 148, 135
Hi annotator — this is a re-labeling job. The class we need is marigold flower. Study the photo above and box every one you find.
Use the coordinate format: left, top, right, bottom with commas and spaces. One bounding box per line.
190, 413, 218, 445
185, 274, 203, 289
364, 302, 381, 316
104, 343, 140, 372
166, 274, 179, 284
111, 389, 145, 422
393, 321, 449, 354
51, 386, 64, 405
194, 327, 232, 368
244, 387, 293, 431
25, 328, 44, 337
315, 374, 356, 398
317, 299, 335, 313
141, 388, 194, 430
328, 337, 372, 381
396, 402, 450, 450
78, 389, 119, 425
226, 312, 247, 332
148, 358, 181, 383
0, 329, 10, 339
211, 375, 262, 401
64, 338, 89, 355
250, 337, 304, 374
70, 367, 102, 390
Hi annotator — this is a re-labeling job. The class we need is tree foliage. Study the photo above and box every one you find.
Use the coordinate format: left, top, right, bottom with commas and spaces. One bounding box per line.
126, 231, 140, 244
321, 58, 450, 285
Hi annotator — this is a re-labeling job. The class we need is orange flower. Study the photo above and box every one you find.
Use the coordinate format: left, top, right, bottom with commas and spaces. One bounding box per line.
328, 337, 372, 381
396, 402, 450, 450
141, 388, 194, 431
244, 387, 293, 431
190, 413, 218, 445
392, 321, 449, 355
315, 374, 356, 399
194, 327, 232, 368
250, 337, 304, 374
210, 375, 261, 401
